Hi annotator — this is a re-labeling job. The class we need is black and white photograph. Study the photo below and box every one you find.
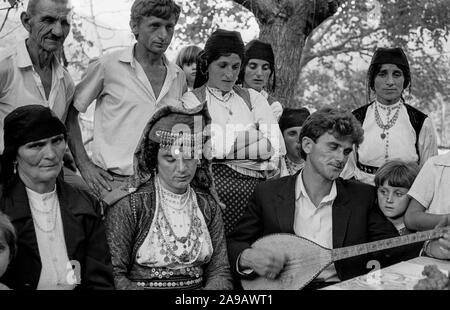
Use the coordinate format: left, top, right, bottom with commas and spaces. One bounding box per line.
0, 0, 449, 302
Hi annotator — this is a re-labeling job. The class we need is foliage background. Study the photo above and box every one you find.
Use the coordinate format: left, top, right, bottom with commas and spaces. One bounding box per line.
1, 0, 449, 148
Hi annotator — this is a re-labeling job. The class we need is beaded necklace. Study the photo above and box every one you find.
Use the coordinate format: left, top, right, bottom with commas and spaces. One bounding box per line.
206, 86, 234, 116
374, 102, 401, 161
154, 177, 204, 265
374, 102, 400, 139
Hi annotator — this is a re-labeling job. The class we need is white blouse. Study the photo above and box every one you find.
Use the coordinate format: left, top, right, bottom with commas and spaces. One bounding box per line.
182, 87, 286, 170
260, 89, 283, 121
341, 101, 438, 185
27, 187, 75, 290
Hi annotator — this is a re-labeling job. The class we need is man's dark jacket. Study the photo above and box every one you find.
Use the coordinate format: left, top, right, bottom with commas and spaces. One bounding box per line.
227, 173, 422, 281
0, 176, 114, 290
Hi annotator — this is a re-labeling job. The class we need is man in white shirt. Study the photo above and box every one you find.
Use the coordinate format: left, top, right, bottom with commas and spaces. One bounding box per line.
0, 0, 88, 190
0, 0, 74, 150
66, 0, 187, 203
227, 107, 450, 289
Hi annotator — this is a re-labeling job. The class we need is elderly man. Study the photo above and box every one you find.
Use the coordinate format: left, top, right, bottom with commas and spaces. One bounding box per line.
0, 0, 73, 153
66, 0, 187, 204
0, 0, 84, 189
228, 107, 450, 290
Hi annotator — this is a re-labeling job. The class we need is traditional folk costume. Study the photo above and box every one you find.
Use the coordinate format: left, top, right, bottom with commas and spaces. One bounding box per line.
241, 40, 283, 121
182, 30, 286, 235
341, 48, 438, 185
105, 105, 232, 290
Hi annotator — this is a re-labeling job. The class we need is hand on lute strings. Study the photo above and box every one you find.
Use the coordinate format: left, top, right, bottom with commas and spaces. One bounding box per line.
239, 247, 286, 280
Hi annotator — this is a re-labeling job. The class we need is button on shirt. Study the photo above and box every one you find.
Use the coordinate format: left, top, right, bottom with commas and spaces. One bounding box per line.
0, 39, 74, 153
294, 172, 338, 281
26, 187, 75, 290
73, 45, 187, 175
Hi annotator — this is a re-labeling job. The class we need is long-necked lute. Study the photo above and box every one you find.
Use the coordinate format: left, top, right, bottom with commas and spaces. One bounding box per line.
241, 226, 450, 290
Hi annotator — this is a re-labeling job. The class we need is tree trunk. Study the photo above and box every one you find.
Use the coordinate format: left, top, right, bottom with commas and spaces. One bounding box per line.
233, 0, 343, 107
259, 15, 308, 106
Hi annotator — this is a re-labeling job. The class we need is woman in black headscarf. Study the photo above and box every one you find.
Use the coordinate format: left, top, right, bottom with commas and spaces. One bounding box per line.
238, 39, 283, 121
342, 47, 438, 185
0, 105, 113, 290
182, 29, 285, 236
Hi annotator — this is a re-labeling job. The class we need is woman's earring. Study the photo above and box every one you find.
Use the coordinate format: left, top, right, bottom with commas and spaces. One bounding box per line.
13, 161, 17, 174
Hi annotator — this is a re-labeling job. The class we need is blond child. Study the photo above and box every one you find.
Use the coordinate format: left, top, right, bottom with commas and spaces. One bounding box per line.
175, 45, 202, 91
374, 160, 420, 235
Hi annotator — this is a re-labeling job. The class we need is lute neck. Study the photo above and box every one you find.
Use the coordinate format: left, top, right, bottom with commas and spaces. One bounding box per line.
331, 226, 449, 262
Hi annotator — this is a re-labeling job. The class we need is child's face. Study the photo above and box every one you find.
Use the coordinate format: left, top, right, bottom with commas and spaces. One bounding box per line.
377, 181, 410, 219
282, 126, 302, 162
0, 232, 11, 278
182, 62, 197, 86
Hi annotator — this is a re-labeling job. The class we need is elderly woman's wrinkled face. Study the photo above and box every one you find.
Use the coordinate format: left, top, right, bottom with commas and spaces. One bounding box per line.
157, 147, 197, 194
16, 134, 66, 189
207, 53, 241, 93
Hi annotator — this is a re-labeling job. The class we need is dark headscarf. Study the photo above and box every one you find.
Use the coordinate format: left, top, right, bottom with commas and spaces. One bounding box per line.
279, 108, 311, 133
194, 29, 245, 89
370, 47, 409, 67
367, 47, 411, 93
1, 105, 66, 182
238, 39, 276, 92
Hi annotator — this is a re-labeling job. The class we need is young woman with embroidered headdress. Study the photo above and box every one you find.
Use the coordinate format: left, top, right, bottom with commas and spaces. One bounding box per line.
238, 39, 283, 121
341, 47, 438, 185
181, 29, 285, 236
105, 104, 232, 290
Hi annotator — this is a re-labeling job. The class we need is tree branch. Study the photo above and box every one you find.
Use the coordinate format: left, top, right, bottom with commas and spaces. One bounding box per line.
302, 26, 381, 68
0, 6, 12, 33
232, 0, 285, 24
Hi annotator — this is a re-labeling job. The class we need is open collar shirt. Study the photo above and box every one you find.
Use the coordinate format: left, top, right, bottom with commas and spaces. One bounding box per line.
294, 172, 339, 282
0, 39, 74, 153
73, 45, 187, 175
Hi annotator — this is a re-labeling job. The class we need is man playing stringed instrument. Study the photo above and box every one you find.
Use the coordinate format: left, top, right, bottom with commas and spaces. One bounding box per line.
227, 107, 450, 290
